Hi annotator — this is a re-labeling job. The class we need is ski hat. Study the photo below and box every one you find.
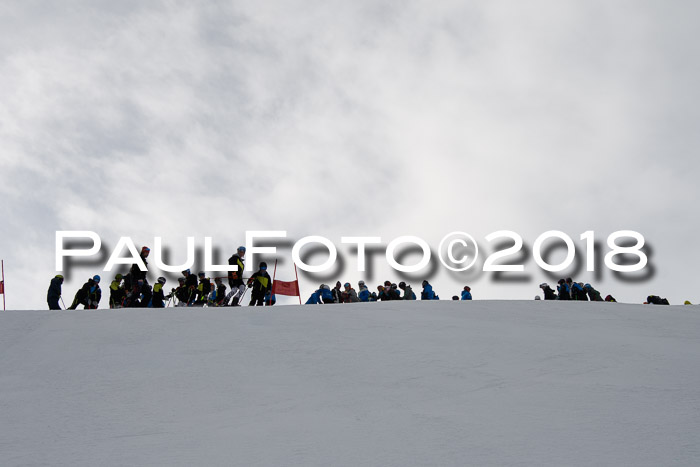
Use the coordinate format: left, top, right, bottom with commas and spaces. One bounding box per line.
157, 277, 166, 285
384, 280, 391, 287
259, 262, 267, 270
336, 281, 342, 288
464, 286, 471, 291
344, 282, 351, 288
422, 280, 428, 286
539, 283, 548, 288
141, 246, 150, 256
558, 279, 565, 284
93, 275, 101, 283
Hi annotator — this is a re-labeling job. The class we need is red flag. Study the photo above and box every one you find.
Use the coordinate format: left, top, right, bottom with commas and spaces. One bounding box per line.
272, 279, 299, 297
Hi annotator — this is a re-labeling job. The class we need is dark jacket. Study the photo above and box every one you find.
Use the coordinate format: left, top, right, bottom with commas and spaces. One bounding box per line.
248, 270, 272, 296
542, 286, 557, 300
47, 276, 63, 301
152, 283, 166, 308
228, 254, 245, 287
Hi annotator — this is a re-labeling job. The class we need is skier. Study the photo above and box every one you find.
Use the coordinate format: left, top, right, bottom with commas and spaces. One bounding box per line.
247, 262, 272, 306
174, 277, 188, 306
358, 280, 371, 302
194, 272, 211, 306
421, 280, 438, 300
151, 277, 168, 308
212, 277, 227, 306
583, 283, 603, 301
109, 273, 125, 308
398, 282, 416, 300
539, 283, 557, 300
461, 286, 472, 300
68, 275, 101, 309
129, 246, 150, 285
557, 279, 571, 300
226, 246, 246, 306
182, 269, 198, 305
47, 274, 64, 310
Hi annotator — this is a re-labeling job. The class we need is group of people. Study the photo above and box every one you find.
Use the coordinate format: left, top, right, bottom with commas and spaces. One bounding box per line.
46, 245, 675, 309
47, 246, 275, 309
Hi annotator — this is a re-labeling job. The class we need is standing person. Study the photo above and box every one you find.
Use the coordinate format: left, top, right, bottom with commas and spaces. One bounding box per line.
461, 286, 472, 300
47, 274, 64, 310
332, 281, 343, 303
226, 246, 246, 306
194, 272, 211, 306
212, 277, 227, 306
247, 262, 272, 307
129, 246, 150, 285
174, 277, 188, 306
421, 280, 438, 300
109, 274, 125, 308
557, 279, 571, 300
139, 281, 152, 308
539, 283, 557, 300
68, 275, 101, 309
151, 277, 168, 308
399, 282, 416, 300
182, 269, 198, 305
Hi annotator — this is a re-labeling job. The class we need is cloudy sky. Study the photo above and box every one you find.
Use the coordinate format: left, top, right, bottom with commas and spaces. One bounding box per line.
1, 1, 698, 308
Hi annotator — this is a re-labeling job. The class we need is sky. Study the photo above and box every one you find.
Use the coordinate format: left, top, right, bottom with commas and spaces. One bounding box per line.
1, 1, 699, 308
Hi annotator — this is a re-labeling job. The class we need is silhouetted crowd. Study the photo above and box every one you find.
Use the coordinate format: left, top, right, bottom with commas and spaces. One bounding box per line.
46, 246, 676, 310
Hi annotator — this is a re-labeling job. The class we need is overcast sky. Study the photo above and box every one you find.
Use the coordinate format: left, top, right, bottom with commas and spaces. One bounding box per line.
1, 1, 699, 309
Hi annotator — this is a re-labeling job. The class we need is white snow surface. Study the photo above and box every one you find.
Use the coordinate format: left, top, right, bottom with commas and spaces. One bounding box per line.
1, 300, 699, 467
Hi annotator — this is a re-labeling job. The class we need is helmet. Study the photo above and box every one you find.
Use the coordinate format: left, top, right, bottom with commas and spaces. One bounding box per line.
539, 283, 548, 288
384, 281, 391, 287
358, 280, 365, 286
398, 281, 406, 289
422, 280, 428, 286
535, 295, 541, 300
55, 274, 64, 280
566, 277, 572, 283
584, 283, 591, 289
344, 282, 350, 288
558, 279, 565, 284
198, 271, 205, 277
321, 284, 330, 290
157, 277, 166, 285
177, 277, 185, 283
464, 286, 471, 291
215, 277, 222, 283
141, 246, 150, 254
237, 246, 246, 253
391, 283, 397, 289
93, 275, 101, 283
182, 269, 190, 275
115, 273, 123, 281
259, 262, 267, 270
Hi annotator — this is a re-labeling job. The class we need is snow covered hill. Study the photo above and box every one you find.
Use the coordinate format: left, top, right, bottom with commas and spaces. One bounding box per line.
1, 301, 699, 467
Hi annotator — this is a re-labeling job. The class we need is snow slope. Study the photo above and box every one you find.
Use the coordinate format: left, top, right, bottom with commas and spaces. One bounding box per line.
1, 301, 699, 467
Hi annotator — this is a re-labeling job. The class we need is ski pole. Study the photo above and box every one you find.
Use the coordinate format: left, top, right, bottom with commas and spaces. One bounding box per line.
60, 297, 66, 310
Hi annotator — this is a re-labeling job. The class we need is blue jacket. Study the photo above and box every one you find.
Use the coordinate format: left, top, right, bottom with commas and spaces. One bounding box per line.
421, 284, 437, 300
557, 283, 571, 300
305, 291, 321, 305
358, 287, 370, 302
461, 290, 472, 300
320, 288, 334, 302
